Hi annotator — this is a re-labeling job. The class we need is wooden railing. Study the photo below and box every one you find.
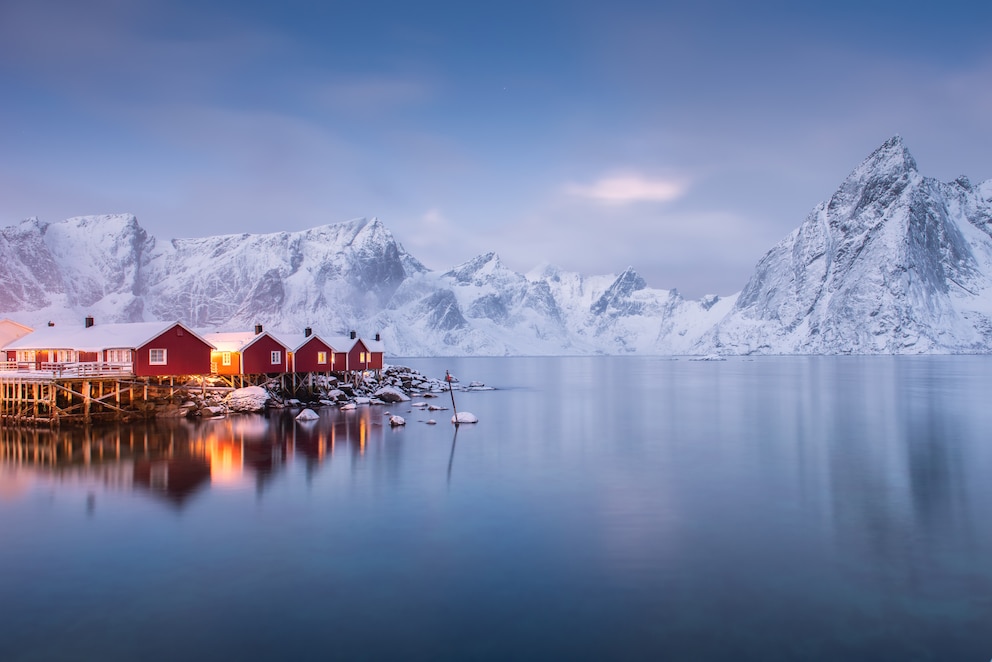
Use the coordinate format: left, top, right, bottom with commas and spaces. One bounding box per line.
0, 362, 134, 377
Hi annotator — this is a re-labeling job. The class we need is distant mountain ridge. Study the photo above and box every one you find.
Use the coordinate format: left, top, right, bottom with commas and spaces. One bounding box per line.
2, 136, 991, 355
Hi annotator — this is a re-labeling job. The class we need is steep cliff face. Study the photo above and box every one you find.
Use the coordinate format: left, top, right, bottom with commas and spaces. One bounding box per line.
0, 214, 152, 322
3, 137, 991, 355
700, 136, 992, 354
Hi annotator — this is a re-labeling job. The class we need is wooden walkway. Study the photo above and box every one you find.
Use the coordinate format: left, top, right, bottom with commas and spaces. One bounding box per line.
0, 374, 191, 426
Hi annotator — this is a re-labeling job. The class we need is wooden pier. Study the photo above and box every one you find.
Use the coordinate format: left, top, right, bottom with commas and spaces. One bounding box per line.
0, 374, 196, 426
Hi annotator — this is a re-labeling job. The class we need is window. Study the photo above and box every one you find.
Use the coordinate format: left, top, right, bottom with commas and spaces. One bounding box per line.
317, 351, 327, 364
270, 350, 282, 365
149, 348, 167, 365
359, 351, 367, 363
222, 352, 232, 366
107, 349, 130, 363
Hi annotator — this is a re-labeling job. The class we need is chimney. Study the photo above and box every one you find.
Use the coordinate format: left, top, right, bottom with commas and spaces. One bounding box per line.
304, 327, 312, 337
47, 321, 55, 327
85, 316, 94, 328
350, 330, 356, 340
375, 333, 380, 341
254, 324, 263, 335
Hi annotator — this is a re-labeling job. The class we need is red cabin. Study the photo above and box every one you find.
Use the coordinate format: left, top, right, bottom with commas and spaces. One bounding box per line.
131, 323, 214, 377
3, 319, 213, 377
289, 334, 335, 373
203, 329, 289, 376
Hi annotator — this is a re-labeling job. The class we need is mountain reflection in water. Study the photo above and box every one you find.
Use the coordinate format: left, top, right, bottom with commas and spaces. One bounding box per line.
4, 356, 992, 661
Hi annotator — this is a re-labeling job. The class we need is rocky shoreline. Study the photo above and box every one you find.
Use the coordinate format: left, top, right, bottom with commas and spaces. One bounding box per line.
164, 365, 491, 419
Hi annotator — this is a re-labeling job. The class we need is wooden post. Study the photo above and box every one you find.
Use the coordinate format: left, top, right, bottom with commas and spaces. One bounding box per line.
83, 380, 91, 424
446, 370, 459, 425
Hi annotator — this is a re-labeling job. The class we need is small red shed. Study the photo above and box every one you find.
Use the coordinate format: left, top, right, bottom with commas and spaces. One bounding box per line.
286, 333, 335, 374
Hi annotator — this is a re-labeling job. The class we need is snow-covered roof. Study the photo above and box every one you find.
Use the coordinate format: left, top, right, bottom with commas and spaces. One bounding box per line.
5, 321, 214, 352
201, 330, 287, 353
276, 333, 335, 352
324, 335, 359, 352
0, 319, 34, 349
318, 335, 385, 352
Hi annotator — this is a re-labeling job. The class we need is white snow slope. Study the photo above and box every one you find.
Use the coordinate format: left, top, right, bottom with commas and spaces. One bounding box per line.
2, 136, 990, 355
698, 136, 992, 354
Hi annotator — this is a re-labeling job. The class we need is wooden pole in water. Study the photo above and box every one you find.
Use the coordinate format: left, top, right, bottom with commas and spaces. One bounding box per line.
446, 370, 459, 425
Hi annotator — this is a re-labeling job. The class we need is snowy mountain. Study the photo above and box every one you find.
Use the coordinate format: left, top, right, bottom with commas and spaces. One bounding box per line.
2, 136, 991, 355
698, 136, 992, 354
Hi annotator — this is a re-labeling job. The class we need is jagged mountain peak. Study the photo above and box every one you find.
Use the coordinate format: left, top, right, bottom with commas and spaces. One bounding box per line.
589, 267, 647, 316
703, 136, 992, 354
858, 135, 917, 176
5, 137, 992, 356
612, 266, 647, 291
444, 251, 509, 284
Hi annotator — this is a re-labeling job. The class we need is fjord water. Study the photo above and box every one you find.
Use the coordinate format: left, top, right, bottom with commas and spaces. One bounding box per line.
2, 356, 991, 661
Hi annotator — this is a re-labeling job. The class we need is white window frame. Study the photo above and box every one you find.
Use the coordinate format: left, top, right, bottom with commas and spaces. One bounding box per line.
270, 350, 282, 365
149, 348, 167, 365
317, 351, 327, 365
222, 352, 232, 366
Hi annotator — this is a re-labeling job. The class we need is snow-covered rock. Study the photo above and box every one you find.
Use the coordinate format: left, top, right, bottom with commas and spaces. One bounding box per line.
452, 412, 478, 424
375, 386, 410, 403
389, 415, 406, 426
295, 408, 320, 421
225, 386, 269, 412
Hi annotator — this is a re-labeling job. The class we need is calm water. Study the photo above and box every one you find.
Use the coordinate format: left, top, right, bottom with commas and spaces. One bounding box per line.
2, 356, 992, 661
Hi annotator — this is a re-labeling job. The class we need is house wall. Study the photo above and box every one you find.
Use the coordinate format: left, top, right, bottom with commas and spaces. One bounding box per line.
293, 338, 334, 373
331, 347, 349, 372
211, 351, 242, 376
347, 340, 371, 372
242, 335, 288, 374
134, 324, 212, 377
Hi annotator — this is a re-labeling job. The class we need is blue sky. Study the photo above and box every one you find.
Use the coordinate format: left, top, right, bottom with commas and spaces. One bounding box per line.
2, 0, 991, 297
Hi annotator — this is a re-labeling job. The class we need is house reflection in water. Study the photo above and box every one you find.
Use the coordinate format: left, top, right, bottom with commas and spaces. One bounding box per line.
133, 456, 211, 508
292, 407, 383, 480
0, 406, 389, 507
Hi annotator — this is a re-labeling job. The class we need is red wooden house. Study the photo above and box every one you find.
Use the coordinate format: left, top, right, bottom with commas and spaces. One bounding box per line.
203, 327, 289, 376
117, 322, 214, 377
282, 329, 335, 373
365, 333, 385, 371
4, 319, 214, 377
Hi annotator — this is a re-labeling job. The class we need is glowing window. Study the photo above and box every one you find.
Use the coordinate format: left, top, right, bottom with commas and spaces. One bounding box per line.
317, 351, 327, 364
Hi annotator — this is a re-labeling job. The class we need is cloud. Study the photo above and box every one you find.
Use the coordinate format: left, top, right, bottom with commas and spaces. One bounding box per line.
565, 174, 689, 204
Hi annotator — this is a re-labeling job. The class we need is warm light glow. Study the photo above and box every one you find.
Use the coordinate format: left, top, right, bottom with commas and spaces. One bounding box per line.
203, 433, 244, 486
